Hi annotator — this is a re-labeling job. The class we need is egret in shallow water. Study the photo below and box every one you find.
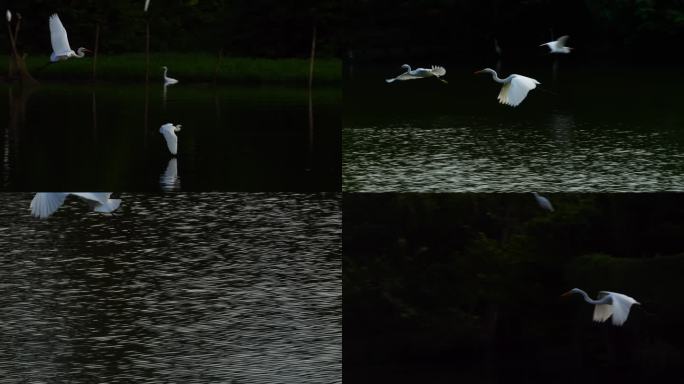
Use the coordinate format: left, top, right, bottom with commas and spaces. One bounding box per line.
49, 14, 90, 62
386, 64, 447, 84
562, 288, 640, 326
532, 192, 553, 212
474, 68, 539, 107
162, 66, 178, 85
540, 35, 572, 54
160, 123, 182, 155
30, 193, 121, 219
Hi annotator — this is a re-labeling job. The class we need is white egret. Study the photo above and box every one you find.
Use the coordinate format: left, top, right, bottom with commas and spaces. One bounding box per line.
6, 10, 11, 22
144, 0, 151, 12
160, 123, 182, 155
162, 66, 178, 85
30, 193, 121, 219
474, 68, 539, 107
385, 64, 447, 84
562, 288, 639, 326
49, 14, 90, 62
532, 192, 553, 212
540, 35, 572, 54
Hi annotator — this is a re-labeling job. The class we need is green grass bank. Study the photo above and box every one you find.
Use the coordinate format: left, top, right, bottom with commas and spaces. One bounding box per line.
20, 53, 341, 84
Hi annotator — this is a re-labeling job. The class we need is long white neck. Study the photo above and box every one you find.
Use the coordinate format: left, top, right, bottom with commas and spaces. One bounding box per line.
575, 289, 610, 305
163, 68, 169, 77
74, 48, 86, 58
484, 68, 511, 84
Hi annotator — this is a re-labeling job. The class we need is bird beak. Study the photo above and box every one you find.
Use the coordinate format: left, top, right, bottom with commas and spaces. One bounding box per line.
560, 291, 572, 297
84, 48, 92, 53
474, 70, 482, 75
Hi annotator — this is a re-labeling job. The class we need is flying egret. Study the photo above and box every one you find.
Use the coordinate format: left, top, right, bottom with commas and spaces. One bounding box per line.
162, 66, 178, 85
562, 288, 640, 326
540, 35, 572, 54
49, 14, 90, 62
30, 193, 121, 219
532, 192, 553, 212
474, 68, 539, 107
6, 10, 11, 22
385, 64, 447, 84
160, 123, 182, 155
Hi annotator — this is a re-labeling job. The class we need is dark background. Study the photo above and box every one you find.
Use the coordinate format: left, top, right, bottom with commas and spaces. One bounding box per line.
1, 0, 343, 57
343, 0, 684, 63
344, 193, 684, 383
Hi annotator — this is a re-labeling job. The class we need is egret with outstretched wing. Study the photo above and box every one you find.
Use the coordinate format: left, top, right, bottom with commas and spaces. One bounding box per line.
49, 14, 90, 62
474, 68, 539, 107
30, 192, 121, 219
562, 288, 640, 326
160, 123, 182, 155
386, 64, 447, 84
540, 35, 572, 54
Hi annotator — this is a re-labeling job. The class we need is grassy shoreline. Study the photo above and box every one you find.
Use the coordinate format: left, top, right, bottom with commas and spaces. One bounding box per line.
20, 53, 341, 84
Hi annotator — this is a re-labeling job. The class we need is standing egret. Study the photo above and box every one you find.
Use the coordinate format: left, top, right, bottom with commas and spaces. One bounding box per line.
532, 192, 553, 212
562, 288, 640, 326
540, 35, 572, 54
49, 14, 90, 62
386, 64, 447, 84
474, 68, 539, 107
160, 123, 182, 155
30, 192, 121, 219
162, 66, 178, 85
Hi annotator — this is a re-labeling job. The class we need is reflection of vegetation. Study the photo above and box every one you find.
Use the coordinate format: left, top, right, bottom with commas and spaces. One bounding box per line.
26, 55, 340, 83
344, 194, 684, 380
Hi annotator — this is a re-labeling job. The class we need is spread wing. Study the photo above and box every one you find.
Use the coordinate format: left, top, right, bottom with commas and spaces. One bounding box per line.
601, 291, 638, 326
592, 292, 613, 323
30, 192, 69, 219
556, 35, 570, 48
430, 66, 446, 77
160, 124, 179, 155
49, 14, 72, 55
497, 75, 539, 107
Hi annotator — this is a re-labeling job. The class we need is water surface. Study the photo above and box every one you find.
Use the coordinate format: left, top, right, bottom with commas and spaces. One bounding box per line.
0, 193, 341, 383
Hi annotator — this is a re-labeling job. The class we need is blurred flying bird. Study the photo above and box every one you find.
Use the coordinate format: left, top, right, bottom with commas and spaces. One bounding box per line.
386, 64, 447, 84
49, 14, 91, 62
30, 193, 121, 219
160, 123, 182, 155
562, 288, 640, 326
540, 35, 572, 54
532, 192, 553, 212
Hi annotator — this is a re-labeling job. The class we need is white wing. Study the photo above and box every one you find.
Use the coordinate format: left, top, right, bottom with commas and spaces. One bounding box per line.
160, 124, 179, 155
535, 195, 554, 211
164, 158, 178, 180
49, 14, 72, 55
72, 192, 112, 205
30, 193, 69, 219
144, 0, 151, 12
602, 291, 638, 326
6, 10, 11, 23
430, 66, 446, 77
556, 35, 570, 49
498, 75, 539, 107
592, 292, 613, 323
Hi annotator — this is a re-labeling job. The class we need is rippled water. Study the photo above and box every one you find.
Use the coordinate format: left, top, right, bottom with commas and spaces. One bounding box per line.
0, 84, 340, 191
344, 66, 684, 192
0, 193, 341, 383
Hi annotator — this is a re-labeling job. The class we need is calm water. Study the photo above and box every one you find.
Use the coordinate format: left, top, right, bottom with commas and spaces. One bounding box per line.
0, 193, 341, 383
344, 66, 684, 192
1, 83, 340, 191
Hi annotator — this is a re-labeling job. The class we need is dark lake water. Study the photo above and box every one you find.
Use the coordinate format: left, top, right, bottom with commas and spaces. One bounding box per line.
0, 193, 341, 383
1, 83, 340, 191
344, 65, 684, 192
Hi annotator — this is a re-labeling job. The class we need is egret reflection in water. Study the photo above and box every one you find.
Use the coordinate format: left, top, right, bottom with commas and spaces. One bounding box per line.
0, 193, 342, 383
160, 157, 180, 191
